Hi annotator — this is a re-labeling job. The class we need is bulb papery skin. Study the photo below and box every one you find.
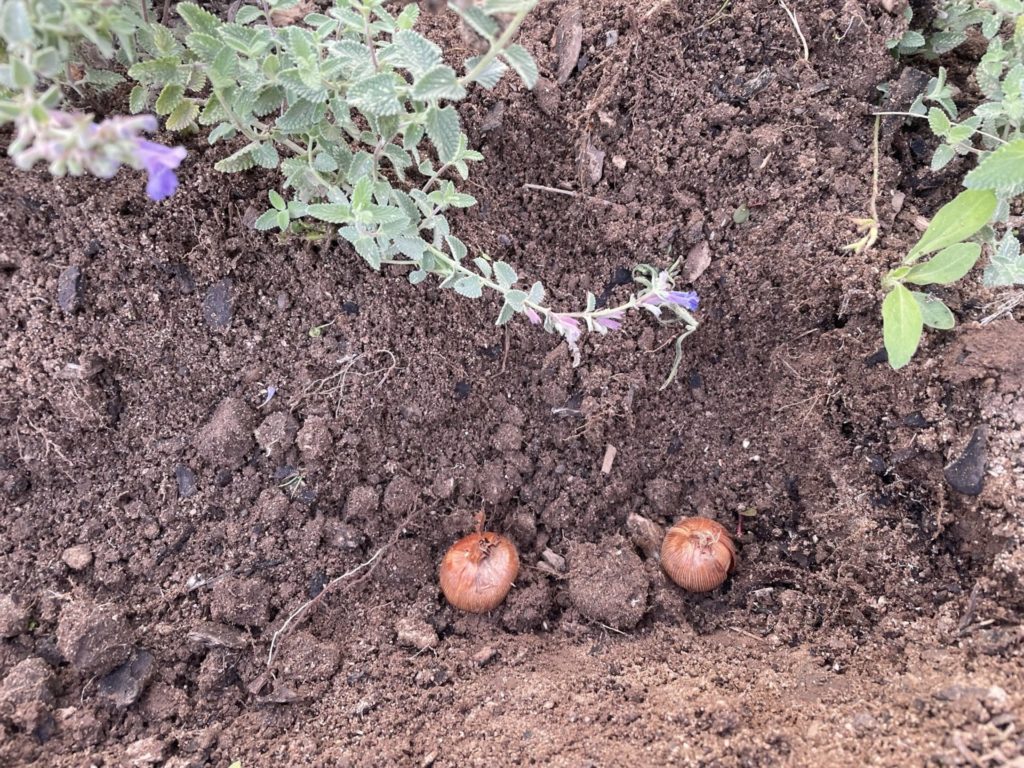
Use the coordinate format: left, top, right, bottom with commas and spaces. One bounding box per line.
439, 532, 520, 613
661, 517, 737, 592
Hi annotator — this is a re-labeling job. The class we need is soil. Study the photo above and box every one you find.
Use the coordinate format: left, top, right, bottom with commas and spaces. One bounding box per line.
1, 0, 1023, 766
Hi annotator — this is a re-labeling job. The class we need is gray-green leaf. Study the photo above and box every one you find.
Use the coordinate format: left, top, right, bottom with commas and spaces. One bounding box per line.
964, 139, 1024, 194
454, 275, 483, 298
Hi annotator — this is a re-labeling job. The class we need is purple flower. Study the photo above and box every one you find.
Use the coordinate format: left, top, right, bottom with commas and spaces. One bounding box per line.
524, 307, 541, 325
664, 290, 699, 311
133, 139, 187, 201
553, 313, 581, 344
594, 310, 624, 331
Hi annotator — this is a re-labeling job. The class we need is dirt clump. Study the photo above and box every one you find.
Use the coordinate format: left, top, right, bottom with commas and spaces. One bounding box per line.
568, 537, 649, 630
55, 601, 132, 677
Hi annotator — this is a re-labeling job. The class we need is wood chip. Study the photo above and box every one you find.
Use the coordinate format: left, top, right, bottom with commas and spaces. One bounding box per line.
601, 444, 617, 474
554, 6, 583, 84
682, 241, 711, 283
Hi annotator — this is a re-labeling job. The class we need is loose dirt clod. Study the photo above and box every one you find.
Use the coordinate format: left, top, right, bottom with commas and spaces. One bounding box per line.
568, 537, 648, 630
56, 601, 132, 677
0, 593, 30, 637
195, 397, 255, 469
0, 657, 55, 730
255, 411, 299, 459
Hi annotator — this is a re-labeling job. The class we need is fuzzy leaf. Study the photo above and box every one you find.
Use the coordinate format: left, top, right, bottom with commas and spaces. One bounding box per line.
964, 139, 1024, 194
176, 2, 221, 33
155, 84, 185, 115
276, 99, 325, 133
383, 30, 442, 76
307, 203, 354, 223
493, 261, 518, 288
349, 73, 403, 117
254, 209, 280, 231
128, 85, 149, 114
463, 55, 507, 89
412, 66, 466, 101
166, 99, 200, 131
425, 105, 460, 163
931, 143, 955, 171
500, 44, 538, 89
882, 283, 923, 370
454, 275, 483, 298
984, 232, 1024, 286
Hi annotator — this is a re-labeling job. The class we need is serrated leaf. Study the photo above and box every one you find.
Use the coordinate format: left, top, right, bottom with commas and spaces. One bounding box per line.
269, 190, 286, 210
458, 6, 499, 39
425, 105, 460, 163
155, 84, 185, 115
254, 209, 280, 231
964, 139, 1024, 194
906, 189, 997, 262
207, 122, 236, 144
409, 269, 428, 284
931, 144, 955, 171
276, 99, 325, 133
882, 283, 923, 370
912, 292, 955, 330
454, 275, 483, 298
473, 257, 492, 278
984, 232, 1024, 286
927, 107, 951, 137
463, 55, 507, 89
382, 30, 442, 76
234, 5, 264, 25
445, 235, 467, 261
494, 261, 517, 288
412, 66, 466, 101
349, 73, 403, 117
904, 243, 981, 285
177, 2, 221, 33
505, 289, 528, 311
215, 144, 258, 173
306, 203, 354, 223
166, 99, 200, 131
528, 281, 545, 303
128, 85, 149, 114
501, 44, 538, 89
129, 57, 186, 86
496, 302, 516, 326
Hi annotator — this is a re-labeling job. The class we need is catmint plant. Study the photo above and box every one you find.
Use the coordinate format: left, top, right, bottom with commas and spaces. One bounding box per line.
0, 0, 185, 198
1, 0, 703, 373
877, 0, 1024, 368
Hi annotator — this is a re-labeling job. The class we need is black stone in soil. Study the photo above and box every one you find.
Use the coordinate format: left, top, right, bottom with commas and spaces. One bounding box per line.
454, 381, 471, 399
202, 278, 234, 330
98, 649, 155, 708
308, 571, 327, 598
214, 468, 233, 487
175, 465, 198, 498
57, 265, 84, 313
944, 425, 988, 496
864, 348, 889, 367
903, 411, 929, 429
342, 301, 360, 315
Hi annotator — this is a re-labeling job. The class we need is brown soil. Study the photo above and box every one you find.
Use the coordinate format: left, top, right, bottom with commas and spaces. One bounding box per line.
2, 1, 1023, 766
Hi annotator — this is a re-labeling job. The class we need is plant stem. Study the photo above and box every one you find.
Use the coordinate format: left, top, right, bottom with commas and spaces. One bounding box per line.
458, 6, 532, 87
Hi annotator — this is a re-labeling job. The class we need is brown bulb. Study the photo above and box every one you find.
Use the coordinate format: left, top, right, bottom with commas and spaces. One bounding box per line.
661, 517, 737, 592
439, 531, 519, 613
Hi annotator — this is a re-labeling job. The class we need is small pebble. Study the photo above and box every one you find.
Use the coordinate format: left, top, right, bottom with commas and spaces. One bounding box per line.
944, 425, 988, 496
62, 545, 93, 571
174, 465, 198, 498
202, 278, 234, 330
395, 617, 439, 651
57, 266, 85, 313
